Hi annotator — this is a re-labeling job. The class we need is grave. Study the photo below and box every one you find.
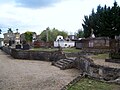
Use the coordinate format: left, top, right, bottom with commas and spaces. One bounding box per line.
105, 38, 120, 63
15, 44, 21, 49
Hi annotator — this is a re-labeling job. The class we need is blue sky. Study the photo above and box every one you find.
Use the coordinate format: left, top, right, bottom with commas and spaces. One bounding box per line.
0, 0, 120, 36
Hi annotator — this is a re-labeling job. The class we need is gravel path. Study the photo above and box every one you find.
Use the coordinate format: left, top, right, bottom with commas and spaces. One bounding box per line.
92, 58, 120, 68
0, 50, 80, 90
88, 56, 120, 68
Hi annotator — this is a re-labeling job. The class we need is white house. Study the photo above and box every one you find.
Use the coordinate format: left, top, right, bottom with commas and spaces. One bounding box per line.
54, 35, 75, 48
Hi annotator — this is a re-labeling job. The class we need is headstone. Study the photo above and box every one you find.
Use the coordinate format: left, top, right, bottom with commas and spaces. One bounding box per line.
15, 44, 21, 49
105, 38, 120, 63
23, 44, 30, 50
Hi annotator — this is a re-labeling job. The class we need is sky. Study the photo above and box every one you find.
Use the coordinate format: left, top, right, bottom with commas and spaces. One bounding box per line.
0, 0, 120, 37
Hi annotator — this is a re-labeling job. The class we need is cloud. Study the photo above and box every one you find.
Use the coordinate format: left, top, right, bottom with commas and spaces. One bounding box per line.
15, 0, 62, 9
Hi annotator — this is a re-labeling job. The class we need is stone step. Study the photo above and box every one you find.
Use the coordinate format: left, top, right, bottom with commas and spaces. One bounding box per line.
52, 58, 75, 70
58, 59, 71, 64
62, 59, 74, 63
54, 63, 65, 69
56, 61, 65, 66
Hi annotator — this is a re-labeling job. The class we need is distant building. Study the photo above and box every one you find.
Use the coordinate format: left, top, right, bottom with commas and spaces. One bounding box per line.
54, 35, 75, 48
3, 29, 20, 46
67, 35, 78, 41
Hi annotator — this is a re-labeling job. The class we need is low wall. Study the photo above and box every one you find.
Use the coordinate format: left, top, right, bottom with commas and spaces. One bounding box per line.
75, 56, 120, 83
10, 49, 66, 61
2, 46, 11, 54
2, 47, 66, 61
105, 59, 120, 64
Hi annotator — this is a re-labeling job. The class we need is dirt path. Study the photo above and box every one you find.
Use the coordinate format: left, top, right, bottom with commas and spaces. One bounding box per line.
0, 50, 80, 90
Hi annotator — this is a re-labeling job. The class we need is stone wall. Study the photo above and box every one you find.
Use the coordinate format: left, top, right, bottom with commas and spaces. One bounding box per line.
2, 46, 66, 61
75, 56, 120, 83
76, 37, 110, 49
1, 46, 11, 54
10, 49, 66, 61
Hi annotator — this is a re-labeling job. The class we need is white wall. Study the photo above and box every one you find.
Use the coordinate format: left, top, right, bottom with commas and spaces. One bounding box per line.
54, 41, 75, 48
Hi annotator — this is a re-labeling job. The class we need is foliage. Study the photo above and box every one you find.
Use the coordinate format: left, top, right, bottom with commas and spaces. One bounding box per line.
82, 1, 120, 38
67, 78, 120, 90
75, 29, 84, 38
0, 29, 1, 34
8, 28, 13, 33
24, 31, 33, 42
40, 27, 68, 42
110, 52, 120, 59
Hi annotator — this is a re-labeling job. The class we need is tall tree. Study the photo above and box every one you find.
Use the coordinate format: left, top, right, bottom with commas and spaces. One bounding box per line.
82, 1, 120, 38
75, 29, 84, 38
24, 31, 33, 44
40, 27, 68, 42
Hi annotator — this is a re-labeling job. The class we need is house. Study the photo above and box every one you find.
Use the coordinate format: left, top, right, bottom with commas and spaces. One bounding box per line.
54, 35, 75, 48
3, 29, 21, 46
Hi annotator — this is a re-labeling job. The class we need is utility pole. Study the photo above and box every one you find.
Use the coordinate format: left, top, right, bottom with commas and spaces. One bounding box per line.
0, 29, 2, 47
46, 30, 48, 42
46, 27, 49, 42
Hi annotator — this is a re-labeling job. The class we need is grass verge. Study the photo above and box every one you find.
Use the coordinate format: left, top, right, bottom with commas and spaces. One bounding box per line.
91, 54, 109, 59
31, 47, 80, 53
67, 78, 120, 90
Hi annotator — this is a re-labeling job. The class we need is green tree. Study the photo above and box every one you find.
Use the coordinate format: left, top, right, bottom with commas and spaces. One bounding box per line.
40, 27, 68, 42
75, 29, 84, 38
82, 1, 120, 38
8, 28, 13, 33
24, 31, 33, 44
0, 29, 2, 34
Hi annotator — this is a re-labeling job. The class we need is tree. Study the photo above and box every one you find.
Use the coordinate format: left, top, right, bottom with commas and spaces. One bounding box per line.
8, 28, 13, 33
75, 29, 84, 38
82, 1, 120, 38
24, 31, 33, 44
40, 27, 68, 42
0, 29, 2, 34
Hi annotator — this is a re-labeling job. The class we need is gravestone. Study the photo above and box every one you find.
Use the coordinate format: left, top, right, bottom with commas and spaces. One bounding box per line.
105, 38, 120, 63
23, 44, 30, 50
15, 44, 21, 49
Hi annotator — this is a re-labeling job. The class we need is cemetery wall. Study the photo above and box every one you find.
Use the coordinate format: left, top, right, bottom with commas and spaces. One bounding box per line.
75, 56, 120, 83
1, 46, 66, 61
76, 37, 110, 49
10, 48, 66, 61
2, 46, 11, 54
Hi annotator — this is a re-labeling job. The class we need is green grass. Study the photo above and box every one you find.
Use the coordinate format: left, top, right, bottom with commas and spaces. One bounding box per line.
30, 47, 80, 53
62, 48, 81, 53
30, 48, 58, 51
91, 54, 109, 59
67, 78, 120, 90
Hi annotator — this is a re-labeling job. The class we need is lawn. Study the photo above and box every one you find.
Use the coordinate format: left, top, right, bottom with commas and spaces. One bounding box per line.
67, 78, 120, 90
91, 53, 109, 59
31, 47, 81, 53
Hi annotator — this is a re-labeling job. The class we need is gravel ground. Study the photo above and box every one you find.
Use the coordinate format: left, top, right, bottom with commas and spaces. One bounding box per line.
0, 50, 80, 90
92, 58, 120, 68
88, 56, 120, 68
